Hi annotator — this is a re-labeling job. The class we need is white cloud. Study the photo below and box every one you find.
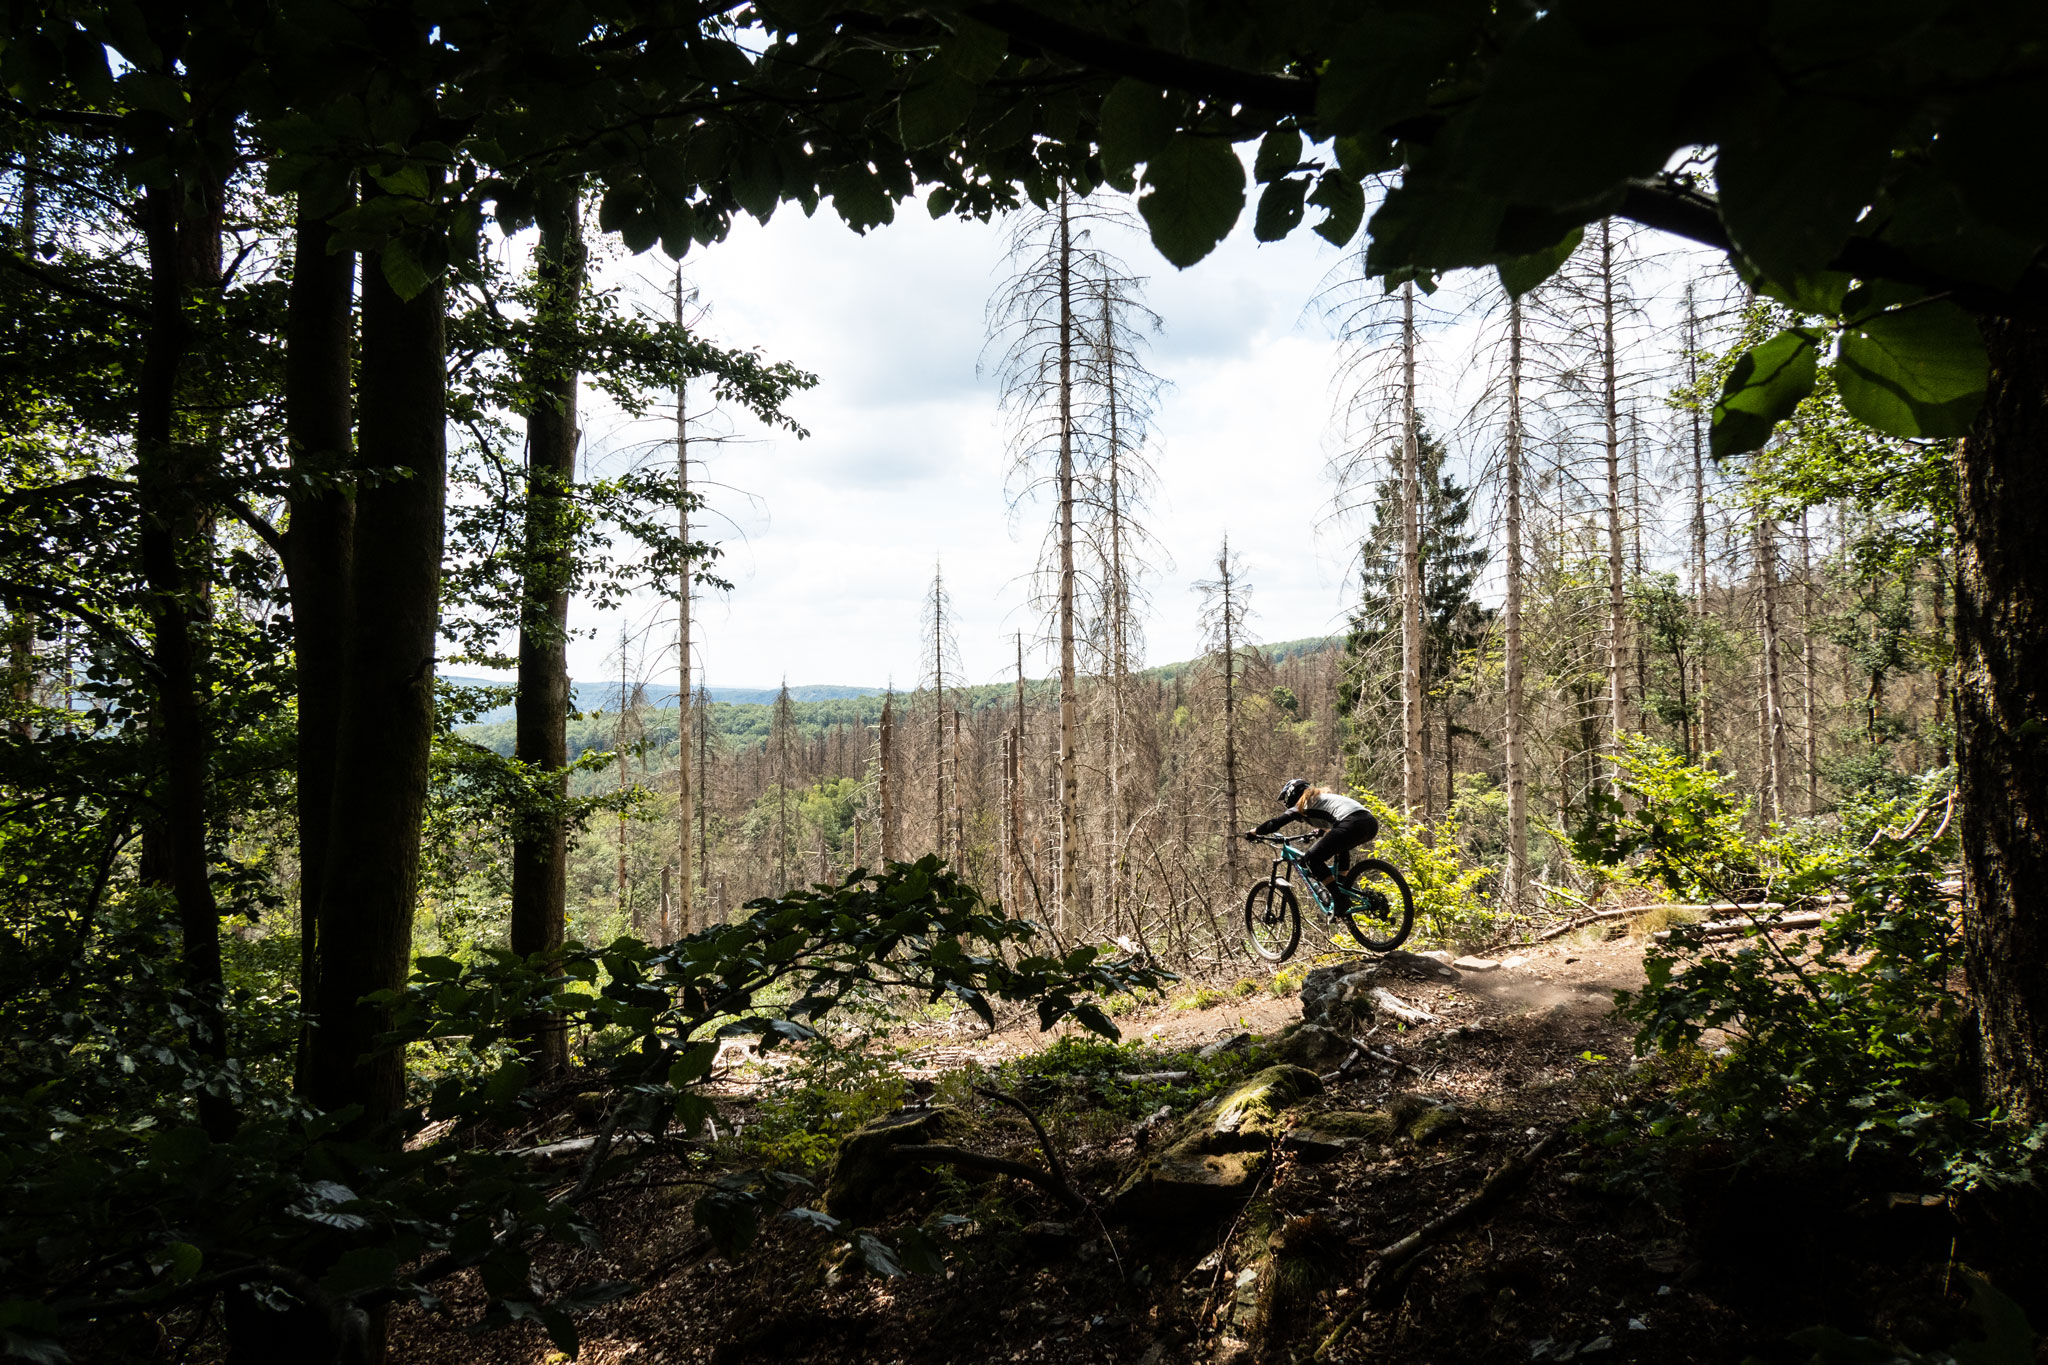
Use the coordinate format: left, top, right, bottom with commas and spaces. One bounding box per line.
561, 192, 1381, 694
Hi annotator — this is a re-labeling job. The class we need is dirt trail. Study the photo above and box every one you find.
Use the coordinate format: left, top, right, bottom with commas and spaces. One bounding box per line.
393, 927, 1685, 1365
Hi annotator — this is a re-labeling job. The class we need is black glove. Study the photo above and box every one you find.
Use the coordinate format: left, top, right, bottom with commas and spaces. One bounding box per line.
1241, 830, 1259, 842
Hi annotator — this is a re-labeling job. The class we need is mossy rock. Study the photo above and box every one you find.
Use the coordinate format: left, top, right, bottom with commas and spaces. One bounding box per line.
1282, 1108, 1396, 1160
1408, 1104, 1464, 1145
1272, 1022, 1354, 1070
824, 1106, 959, 1221
1113, 1066, 1322, 1223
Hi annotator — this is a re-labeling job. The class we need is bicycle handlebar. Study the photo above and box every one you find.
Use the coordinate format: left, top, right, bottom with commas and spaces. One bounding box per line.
1244, 832, 1307, 845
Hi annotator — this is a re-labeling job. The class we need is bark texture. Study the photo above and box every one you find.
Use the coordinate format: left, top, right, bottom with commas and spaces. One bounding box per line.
284, 201, 356, 1092
509, 185, 583, 1078
1957, 316, 2048, 1126
305, 246, 446, 1128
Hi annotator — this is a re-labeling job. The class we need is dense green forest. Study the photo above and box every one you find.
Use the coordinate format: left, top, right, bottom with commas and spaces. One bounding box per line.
4, 4, 2047, 1364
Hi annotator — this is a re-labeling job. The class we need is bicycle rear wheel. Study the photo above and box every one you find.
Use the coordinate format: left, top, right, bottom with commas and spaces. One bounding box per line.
1340, 859, 1415, 952
1243, 880, 1302, 962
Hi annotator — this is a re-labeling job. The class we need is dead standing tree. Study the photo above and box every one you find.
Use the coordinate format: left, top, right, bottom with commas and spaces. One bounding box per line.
1322, 255, 1455, 816
1195, 539, 1259, 896
921, 560, 963, 863
986, 188, 1144, 932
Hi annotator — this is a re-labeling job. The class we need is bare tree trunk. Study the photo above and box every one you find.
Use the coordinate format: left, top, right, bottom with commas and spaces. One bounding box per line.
933, 567, 947, 861
1686, 285, 1713, 761
1011, 636, 1026, 907
1800, 512, 1818, 814
775, 682, 792, 890
1101, 277, 1128, 931
1599, 219, 1628, 778
1398, 281, 1424, 816
1503, 294, 1529, 915
673, 277, 693, 937
1220, 543, 1242, 886
1056, 192, 1081, 932
1757, 519, 1790, 823
879, 690, 897, 862
510, 184, 583, 1078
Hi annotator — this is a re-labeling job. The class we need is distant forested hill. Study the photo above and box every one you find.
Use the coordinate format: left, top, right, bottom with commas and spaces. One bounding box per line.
450, 636, 1340, 762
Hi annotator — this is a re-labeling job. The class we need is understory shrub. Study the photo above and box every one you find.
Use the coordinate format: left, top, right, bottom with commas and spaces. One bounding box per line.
1579, 745, 2042, 1188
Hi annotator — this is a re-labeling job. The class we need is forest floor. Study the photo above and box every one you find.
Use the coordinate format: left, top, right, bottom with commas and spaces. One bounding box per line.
389, 923, 2011, 1365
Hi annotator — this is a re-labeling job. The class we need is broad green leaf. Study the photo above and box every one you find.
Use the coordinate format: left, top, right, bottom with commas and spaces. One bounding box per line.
1836, 300, 1988, 438
1098, 79, 1178, 183
1253, 177, 1306, 242
1952, 1269, 2037, 1365
379, 239, 431, 302
322, 1247, 400, 1297
667, 1040, 718, 1088
673, 1090, 715, 1135
1254, 127, 1302, 184
1496, 226, 1583, 298
1316, 8, 1477, 137
1710, 328, 1820, 457
540, 1307, 579, 1357
897, 64, 977, 148
1718, 95, 1903, 285
729, 143, 781, 224
481, 1058, 529, 1108
155, 1242, 202, 1284
1138, 134, 1246, 269
1308, 170, 1365, 248
850, 1229, 904, 1277
1755, 271, 1852, 317
937, 18, 1007, 84
895, 1226, 946, 1275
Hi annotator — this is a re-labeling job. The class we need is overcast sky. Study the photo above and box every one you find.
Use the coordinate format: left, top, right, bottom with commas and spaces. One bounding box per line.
549, 192, 1390, 696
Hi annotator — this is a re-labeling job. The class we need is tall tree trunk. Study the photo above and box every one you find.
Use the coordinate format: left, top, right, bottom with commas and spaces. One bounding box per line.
306, 206, 446, 1131
509, 184, 583, 1079
879, 691, 896, 862
1220, 544, 1240, 887
284, 197, 356, 1093
1503, 294, 1529, 915
932, 567, 946, 861
696, 681, 711, 899
1055, 192, 1080, 931
1011, 635, 1026, 907
1757, 518, 1790, 823
1800, 512, 1818, 814
673, 276, 693, 937
1686, 285, 1713, 761
138, 179, 233, 1139
1100, 279, 1128, 929
1399, 281, 1424, 816
1599, 219, 1628, 779
1957, 316, 2048, 1126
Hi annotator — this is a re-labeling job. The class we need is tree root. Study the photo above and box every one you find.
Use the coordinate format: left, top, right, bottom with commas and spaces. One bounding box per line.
1312, 1129, 1566, 1360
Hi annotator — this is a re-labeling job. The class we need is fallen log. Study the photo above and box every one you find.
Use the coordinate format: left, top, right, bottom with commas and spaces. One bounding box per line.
1367, 988, 1439, 1027
1652, 910, 1826, 942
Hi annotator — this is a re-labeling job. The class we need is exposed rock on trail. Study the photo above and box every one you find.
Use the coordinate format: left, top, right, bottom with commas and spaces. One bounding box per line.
1112, 1065, 1322, 1223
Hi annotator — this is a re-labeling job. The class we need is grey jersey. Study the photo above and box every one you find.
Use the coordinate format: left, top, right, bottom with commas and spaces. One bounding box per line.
1304, 791, 1366, 822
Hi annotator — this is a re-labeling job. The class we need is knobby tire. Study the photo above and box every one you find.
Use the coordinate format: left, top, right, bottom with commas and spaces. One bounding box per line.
1243, 879, 1301, 962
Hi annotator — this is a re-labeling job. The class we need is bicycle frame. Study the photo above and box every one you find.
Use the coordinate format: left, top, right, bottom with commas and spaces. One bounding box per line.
1264, 837, 1340, 916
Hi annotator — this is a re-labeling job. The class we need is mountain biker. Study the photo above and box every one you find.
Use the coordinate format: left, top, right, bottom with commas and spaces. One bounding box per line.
1244, 778, 1379, 897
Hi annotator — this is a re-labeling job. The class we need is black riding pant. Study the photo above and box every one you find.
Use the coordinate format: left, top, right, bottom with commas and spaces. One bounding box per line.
1304, 810, 1378, 881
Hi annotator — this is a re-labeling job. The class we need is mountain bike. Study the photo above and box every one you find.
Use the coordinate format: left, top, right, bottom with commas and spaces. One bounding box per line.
1242, 832, 1415, 963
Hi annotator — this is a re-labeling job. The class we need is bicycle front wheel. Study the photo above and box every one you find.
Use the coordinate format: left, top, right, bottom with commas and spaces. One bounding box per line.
1341, 859, 1416, 952
1243, 880, 1302, 963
